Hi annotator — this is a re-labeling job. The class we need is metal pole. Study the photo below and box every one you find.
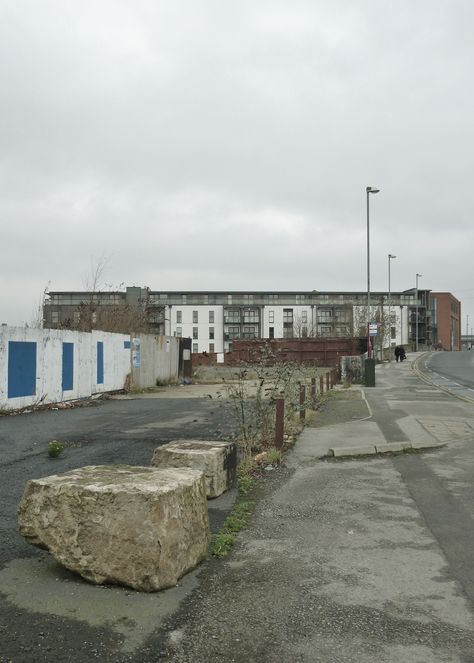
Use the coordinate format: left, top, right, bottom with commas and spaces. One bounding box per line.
366, 187, 380, 359
388, 254, 396, 361
415, 273, 422, 352
367, 189, 371, 357
467, 314, 470, 346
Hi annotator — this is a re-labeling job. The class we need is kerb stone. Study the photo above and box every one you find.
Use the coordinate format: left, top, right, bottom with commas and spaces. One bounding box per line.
151, 440, 236, 498
375, 442, 413, 454
18, 465, 210, 592
330, 445, 377, 458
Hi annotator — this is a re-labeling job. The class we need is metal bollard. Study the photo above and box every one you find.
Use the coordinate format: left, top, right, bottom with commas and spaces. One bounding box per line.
275, 397, 285, 449
299, 384, 306, 421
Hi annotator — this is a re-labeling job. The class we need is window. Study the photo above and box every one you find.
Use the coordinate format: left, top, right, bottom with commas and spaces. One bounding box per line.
269, 310, 274, 323
296, 294, 306, 304
227, 326, 240, 339
225, 309, 240, 323
182, 294, 187, 304
209, 310, 215, 323
209, 343, 215, 352
176, 327, 182, 337
192, 343, 198, 353
320, 325, 332, 336
51, 311, 59, 324
73, 311, 80, 324
203, 294, 208, 304
301, 311, 308, 323
318, 309, 332, 322
193, 327, 198, 339
176, 310, 182, 323
209, 327, 214, 340
227, 294, 233, 304
269, 327, 275, 339
243, 326, 257, 338
92, 311, 97, 324
283, 308, 293, 323
243, 294, 254, 304
283, 327, 293, 338
302, 326, 308, 337
267, 294, 279, 303
243, 310, 259, 323
193, 310, 198, 323
391, 326, 396, 340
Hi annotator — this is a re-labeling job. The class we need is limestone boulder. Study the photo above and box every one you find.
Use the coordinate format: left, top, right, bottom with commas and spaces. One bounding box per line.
18, 465, 210, 592
151, 440, 237, 498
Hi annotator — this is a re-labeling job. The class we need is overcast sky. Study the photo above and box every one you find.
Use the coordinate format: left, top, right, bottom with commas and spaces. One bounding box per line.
1, 0, 474, 331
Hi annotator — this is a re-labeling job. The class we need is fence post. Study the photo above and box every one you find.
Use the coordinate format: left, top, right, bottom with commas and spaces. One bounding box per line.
326, 372, 330, 391
311, 377, 316, 408
275, 397, 285, 449
299, 383, 306, 421
320, 375, 324, 394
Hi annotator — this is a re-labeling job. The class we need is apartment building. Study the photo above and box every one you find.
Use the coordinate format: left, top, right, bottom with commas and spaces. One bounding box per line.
430, 292, 462, 351
44, 287, 435, 355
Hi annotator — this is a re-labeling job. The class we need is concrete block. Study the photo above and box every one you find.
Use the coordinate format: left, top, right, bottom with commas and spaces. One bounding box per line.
18, 465, 210, 592
329, 445, 377, 458
375, 442, 413, 454
151, 440, 237, 498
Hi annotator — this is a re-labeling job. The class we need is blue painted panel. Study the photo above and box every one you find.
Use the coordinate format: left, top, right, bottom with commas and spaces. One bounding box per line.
8, 341, 37, 398
62, 342, 74, 391
97, 341, 104, 384
124, 340, 131, 349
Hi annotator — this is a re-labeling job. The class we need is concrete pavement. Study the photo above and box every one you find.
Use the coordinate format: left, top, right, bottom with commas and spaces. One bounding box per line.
156, 355, 474, 662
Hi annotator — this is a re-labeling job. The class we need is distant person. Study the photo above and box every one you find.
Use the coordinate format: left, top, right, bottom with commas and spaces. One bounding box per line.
394, 346, 401, 362
399, 346, 406, 361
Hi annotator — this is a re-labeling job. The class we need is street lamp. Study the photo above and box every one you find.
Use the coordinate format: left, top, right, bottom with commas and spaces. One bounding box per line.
415, 273, 422, 351
388, 254, 396, 359
366, 186, 380, 359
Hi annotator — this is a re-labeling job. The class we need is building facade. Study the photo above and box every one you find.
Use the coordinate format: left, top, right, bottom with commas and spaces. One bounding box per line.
44, 287, 440, 356
430, 292, 462, 351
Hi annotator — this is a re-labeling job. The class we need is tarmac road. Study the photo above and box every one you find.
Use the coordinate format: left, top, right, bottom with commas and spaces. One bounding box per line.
0, 394, 236, 662
417, 350, 474, 402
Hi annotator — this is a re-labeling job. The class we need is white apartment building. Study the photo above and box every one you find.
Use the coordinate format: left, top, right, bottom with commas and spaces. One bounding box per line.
44, 288, 431, 355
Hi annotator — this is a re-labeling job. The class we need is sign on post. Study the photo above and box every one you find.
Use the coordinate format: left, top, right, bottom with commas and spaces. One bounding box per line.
369, 322, 378, 336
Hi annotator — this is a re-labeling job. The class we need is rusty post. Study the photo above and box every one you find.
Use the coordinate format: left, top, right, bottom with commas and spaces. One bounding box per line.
275, 397, 285, 449
311, 377, 316, 407
299, 383, 306, 421
326, 372, 330, 391
320, 375, 324, 394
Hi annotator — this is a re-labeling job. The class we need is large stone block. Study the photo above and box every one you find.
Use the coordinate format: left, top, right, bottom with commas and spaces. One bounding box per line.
151, 440, 237, 498
18, 465, 210, 592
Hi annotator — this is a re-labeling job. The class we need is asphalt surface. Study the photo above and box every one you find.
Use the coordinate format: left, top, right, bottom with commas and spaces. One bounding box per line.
2, 354, 474, 662
0, 394, 236, 662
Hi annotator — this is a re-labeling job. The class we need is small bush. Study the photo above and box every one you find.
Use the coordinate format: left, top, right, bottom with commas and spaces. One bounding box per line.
48, 440, 65, 458
210, 532, 235, 558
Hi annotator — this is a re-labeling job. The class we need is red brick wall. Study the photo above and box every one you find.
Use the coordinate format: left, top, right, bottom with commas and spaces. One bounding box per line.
224, 338, 365, 367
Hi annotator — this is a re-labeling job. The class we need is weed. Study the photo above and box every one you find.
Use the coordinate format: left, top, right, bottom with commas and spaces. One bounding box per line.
210, 501, 255, 558
48, 439, 65, 458
210, 532, 235, 558
266, 447, 282, 465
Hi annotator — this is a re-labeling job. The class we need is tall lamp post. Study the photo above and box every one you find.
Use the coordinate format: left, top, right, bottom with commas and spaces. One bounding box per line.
388, 254, 396, 360
415, 273, 422, 352
366, 186, 380, 358
467, 314, 470, 348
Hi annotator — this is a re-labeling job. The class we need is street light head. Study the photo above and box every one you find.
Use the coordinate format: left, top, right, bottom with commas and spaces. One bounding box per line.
389, 254, 397, 259
366, 186, 380, 194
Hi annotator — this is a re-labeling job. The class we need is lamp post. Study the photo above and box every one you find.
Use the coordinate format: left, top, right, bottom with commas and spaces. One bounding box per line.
415, 273, 422, 352
366, 186, 380, 358
467, 314, 470, 348
388, 254, 396, 360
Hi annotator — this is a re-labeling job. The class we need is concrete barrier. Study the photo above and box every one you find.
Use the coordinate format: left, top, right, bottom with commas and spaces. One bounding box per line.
151, 440, 237, 498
